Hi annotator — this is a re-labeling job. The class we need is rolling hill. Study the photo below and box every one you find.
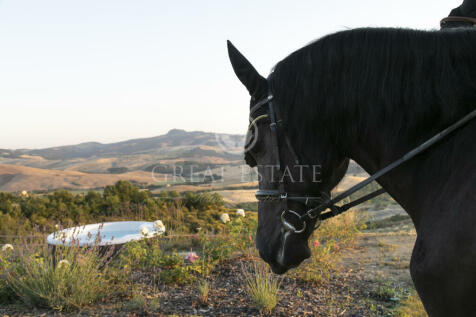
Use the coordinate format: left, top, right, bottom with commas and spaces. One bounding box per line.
0, 164, 166, 192
0, 129, 366, 193
0, 129, 247, 192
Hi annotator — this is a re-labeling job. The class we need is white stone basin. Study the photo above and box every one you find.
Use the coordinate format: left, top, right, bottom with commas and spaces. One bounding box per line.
46, 221, 165, 246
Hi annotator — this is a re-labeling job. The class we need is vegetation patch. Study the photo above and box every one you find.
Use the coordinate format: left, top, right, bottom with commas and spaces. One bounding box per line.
243, 261, 281, 315
292, 210, 367, 284
0, 180, 246, 240
393, 291, 427, 317
3, 243, 121, 311
0, 181, 421, 316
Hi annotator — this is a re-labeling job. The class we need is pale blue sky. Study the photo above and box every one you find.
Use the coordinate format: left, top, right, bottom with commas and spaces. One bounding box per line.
0, 0, 460, 149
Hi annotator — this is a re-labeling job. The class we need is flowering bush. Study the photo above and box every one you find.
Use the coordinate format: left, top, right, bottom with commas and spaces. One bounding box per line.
57, 259, 71, 269
156, 252, 205, 285
185, 251, 199, 263
220, 213, 230, 224
153, 220, 166, 232
140, 226, 149, 236
2, 244, 14, 252
119, 240, 209, 285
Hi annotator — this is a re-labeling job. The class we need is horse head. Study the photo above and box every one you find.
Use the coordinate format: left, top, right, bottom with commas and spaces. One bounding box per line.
227, 41, 349, 274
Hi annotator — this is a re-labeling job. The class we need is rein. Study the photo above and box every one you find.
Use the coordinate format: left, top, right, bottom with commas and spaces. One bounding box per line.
250, 93, 476, 234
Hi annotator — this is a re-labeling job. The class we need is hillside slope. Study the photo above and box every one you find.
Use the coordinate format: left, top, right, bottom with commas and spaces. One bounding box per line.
0, 129, 368, 193
0, 164, 165, 192
0, 129, 244, 173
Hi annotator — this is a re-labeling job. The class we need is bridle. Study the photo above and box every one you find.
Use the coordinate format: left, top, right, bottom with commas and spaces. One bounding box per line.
245, 92, 329, 234
247, 89, 476, 235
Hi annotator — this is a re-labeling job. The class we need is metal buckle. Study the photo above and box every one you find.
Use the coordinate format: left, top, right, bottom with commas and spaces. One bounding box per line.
281, 210, 306, 234
307, 208, 321, 219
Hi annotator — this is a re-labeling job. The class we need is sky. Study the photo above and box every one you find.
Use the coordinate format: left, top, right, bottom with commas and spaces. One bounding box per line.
0, 0, 462, 149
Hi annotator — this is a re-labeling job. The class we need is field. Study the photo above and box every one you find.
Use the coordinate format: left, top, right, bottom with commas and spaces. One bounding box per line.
0, 181, 426, 316
0, 164, 168, 193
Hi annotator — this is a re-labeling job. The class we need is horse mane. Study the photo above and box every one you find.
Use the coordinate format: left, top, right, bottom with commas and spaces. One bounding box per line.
269, 27, 476, 161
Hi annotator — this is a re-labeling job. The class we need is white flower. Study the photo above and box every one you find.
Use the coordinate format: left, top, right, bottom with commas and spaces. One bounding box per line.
236, 209, 246, 217
21, 190, 28, 197
153, 220, 166, 232
1, 244, 14, 252
57, 259, 70, 268
140, 226, 149, 236
220, 213, 230, 224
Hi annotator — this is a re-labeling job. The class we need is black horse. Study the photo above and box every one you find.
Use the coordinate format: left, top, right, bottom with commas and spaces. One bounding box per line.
443, 0, 476, 28
228, 27, 476, 316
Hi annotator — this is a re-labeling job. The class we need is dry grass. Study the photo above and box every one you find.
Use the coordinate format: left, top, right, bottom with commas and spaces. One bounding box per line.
213, 189, 257, 204
292, 210, 367, 284
243, 261, 281, 315
197, 279, 210, 305
4, 242, 121, 311
0, 164, 165, 192
123, 292, 161, 313
393, 291, 427, 317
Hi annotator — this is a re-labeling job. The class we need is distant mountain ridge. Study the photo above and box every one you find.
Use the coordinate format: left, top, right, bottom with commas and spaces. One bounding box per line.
0, 129, 244, 161
0, 129, 366, 193
0, 129, 248, 192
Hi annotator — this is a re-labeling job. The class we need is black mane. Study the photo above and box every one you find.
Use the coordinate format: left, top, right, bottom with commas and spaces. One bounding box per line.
270, 27, 476, 160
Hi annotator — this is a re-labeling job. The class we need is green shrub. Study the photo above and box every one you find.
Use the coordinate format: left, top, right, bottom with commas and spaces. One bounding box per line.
119, 239, 163, 271
123, 292, 161, 313
371, 280, 408, 302
124, 293, 147, 312
118, 238, 214, 286
0, 181, 233, 240
182, 192, 224, 211
228, 216, 257, 254
243, 261, 281, 314
157, 252, 202, 285
200, 234, 234, 264
372, 281, 399, 301
0, 248, 17, 304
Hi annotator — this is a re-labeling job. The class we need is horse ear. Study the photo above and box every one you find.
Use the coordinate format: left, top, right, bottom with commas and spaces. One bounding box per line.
227, 40, 267, 97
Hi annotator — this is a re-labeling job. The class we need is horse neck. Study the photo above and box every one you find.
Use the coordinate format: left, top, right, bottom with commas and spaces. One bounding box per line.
344, 109, 474, 230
